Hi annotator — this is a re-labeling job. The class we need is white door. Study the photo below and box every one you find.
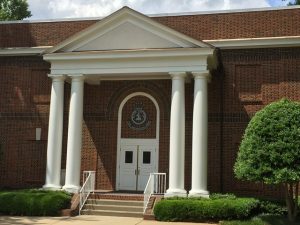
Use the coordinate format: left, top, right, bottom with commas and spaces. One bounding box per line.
119, 145, 138, 190
137, 145, 156, 191
119, 142, 156, 191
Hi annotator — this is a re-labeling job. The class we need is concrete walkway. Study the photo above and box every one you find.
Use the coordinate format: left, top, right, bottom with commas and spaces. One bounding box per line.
0, 215, 218, 225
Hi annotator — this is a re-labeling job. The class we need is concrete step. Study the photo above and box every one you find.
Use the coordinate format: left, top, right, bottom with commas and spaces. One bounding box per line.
82, 198, 144, 217
86, 199, 144, 207
83, 204, 143, 213
80, 209, 143, 217
90, 193, 144, 201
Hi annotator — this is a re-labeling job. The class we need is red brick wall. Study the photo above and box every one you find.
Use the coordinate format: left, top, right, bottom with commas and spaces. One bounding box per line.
0, 56, 50, 188
219, 47, 300, 199
155, 8, 300, 41
0, 47, 300, 200
0, 8, 299, 47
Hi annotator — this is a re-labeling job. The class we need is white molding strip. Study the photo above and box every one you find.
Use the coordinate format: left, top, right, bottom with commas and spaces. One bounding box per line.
1, 36, 300, 56
44, 48, 214, 60
0, 46, 52, 56
205, 36, 300, 49
150, 6, 300, 17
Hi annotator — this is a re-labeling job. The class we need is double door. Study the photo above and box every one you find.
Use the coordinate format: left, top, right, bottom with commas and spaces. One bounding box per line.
118, 141, 157, 191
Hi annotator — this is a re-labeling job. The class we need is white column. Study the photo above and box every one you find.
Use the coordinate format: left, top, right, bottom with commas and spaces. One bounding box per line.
165, 72, 187, 197
189, 71, 210, 197
43, 75, 65, 190
63, 75, 84, 193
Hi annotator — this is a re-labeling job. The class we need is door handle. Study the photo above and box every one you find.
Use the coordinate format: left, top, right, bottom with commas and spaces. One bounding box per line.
135, 169, 137, 175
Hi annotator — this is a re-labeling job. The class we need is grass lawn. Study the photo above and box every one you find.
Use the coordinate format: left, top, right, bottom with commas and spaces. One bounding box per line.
221, 214, 300, 225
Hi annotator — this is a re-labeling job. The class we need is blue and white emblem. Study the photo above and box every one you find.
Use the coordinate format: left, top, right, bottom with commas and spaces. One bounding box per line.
128, 103, 150, 130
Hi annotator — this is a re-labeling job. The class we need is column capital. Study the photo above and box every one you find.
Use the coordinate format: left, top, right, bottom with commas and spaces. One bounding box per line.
68, 74, 85, 81
48, 74, 66, 81
192, 71, 210, 79
169, 72, 187, 80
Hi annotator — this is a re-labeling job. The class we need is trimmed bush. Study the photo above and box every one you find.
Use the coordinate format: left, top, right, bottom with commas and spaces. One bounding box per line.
221, 214, 300, 225
0, 189, 71, 216
154, 197, 259, 222
258, 199, 287, 216
210, 193, 237, 200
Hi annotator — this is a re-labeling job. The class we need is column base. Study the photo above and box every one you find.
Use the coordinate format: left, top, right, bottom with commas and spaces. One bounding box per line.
164, 188, 187, 198
189, 189, 210, 198
62, 184, 81, 193
43, 184, 62, 191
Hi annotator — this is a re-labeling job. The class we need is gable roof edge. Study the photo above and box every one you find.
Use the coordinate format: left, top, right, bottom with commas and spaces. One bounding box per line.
45, 6, 212, 54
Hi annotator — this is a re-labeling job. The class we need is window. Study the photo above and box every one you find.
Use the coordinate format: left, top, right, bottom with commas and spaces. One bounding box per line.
143, 151, 151, 164
125, 151, 133, 163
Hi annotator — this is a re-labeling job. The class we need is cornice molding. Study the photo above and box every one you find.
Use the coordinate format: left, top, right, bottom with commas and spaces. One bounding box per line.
0, 46, 52, 56
205, 36, 300, 49
0, 36, 299, 56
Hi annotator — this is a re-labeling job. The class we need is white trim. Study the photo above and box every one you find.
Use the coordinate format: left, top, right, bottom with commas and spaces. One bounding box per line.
120, 139, 158, 145
149, 5, 300, 17
0, 46, 52, 56
205, 36, 300, 49
0, 6, 299, 24
44, 48, 213, 60
116, 92, 160, 191
44, 48, 212, 76
2, 35, 299, 57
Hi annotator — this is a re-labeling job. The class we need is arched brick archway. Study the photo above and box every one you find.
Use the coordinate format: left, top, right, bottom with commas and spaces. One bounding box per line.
116, 92, 160, 191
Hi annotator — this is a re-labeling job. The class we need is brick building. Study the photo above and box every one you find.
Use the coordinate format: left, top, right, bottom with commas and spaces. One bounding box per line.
0, 6, 300, 198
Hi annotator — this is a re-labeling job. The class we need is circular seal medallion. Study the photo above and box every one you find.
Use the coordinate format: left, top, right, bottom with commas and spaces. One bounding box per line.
128, 103, 151, 131
131, 108, 146, 125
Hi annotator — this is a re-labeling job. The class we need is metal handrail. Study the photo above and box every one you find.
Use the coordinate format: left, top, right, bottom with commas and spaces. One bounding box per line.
143, 173, 166, 214
79, 171, 96, 215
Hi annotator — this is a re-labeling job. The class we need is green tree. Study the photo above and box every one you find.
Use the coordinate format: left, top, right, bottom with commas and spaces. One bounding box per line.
0, 0, 31, 21
283, 0, 300, 5
234, 99, 300, 222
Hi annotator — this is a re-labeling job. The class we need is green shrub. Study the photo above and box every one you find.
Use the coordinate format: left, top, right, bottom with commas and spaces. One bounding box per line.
154, 197, 259, 222
221, 214, 300, 225
0, 189, 71, 216
258, 199, 287, 216
210, 193, 237, 200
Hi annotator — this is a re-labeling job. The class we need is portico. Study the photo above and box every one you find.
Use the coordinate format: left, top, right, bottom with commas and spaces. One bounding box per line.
42, 7, 215, 197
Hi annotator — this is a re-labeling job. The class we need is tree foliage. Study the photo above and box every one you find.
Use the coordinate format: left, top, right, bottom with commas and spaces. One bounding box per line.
0, 0, 31, 21
283, 0, 300, 5
234, 99, 300, 221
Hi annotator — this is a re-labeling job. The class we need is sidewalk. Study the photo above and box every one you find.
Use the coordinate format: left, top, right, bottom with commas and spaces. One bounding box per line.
0, 215, 218, 225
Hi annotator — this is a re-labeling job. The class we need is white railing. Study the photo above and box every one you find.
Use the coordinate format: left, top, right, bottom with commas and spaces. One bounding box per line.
79, 171, 96, 215
143, 173, 166, 213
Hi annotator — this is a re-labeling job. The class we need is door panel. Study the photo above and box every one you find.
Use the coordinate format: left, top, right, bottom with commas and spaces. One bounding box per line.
119, 145, 137, 190
137, 145, 156, 191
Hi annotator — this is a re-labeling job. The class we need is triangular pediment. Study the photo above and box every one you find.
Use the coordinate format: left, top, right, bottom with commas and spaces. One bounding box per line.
46, 7, 211, 53
76, 21, 183, 51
